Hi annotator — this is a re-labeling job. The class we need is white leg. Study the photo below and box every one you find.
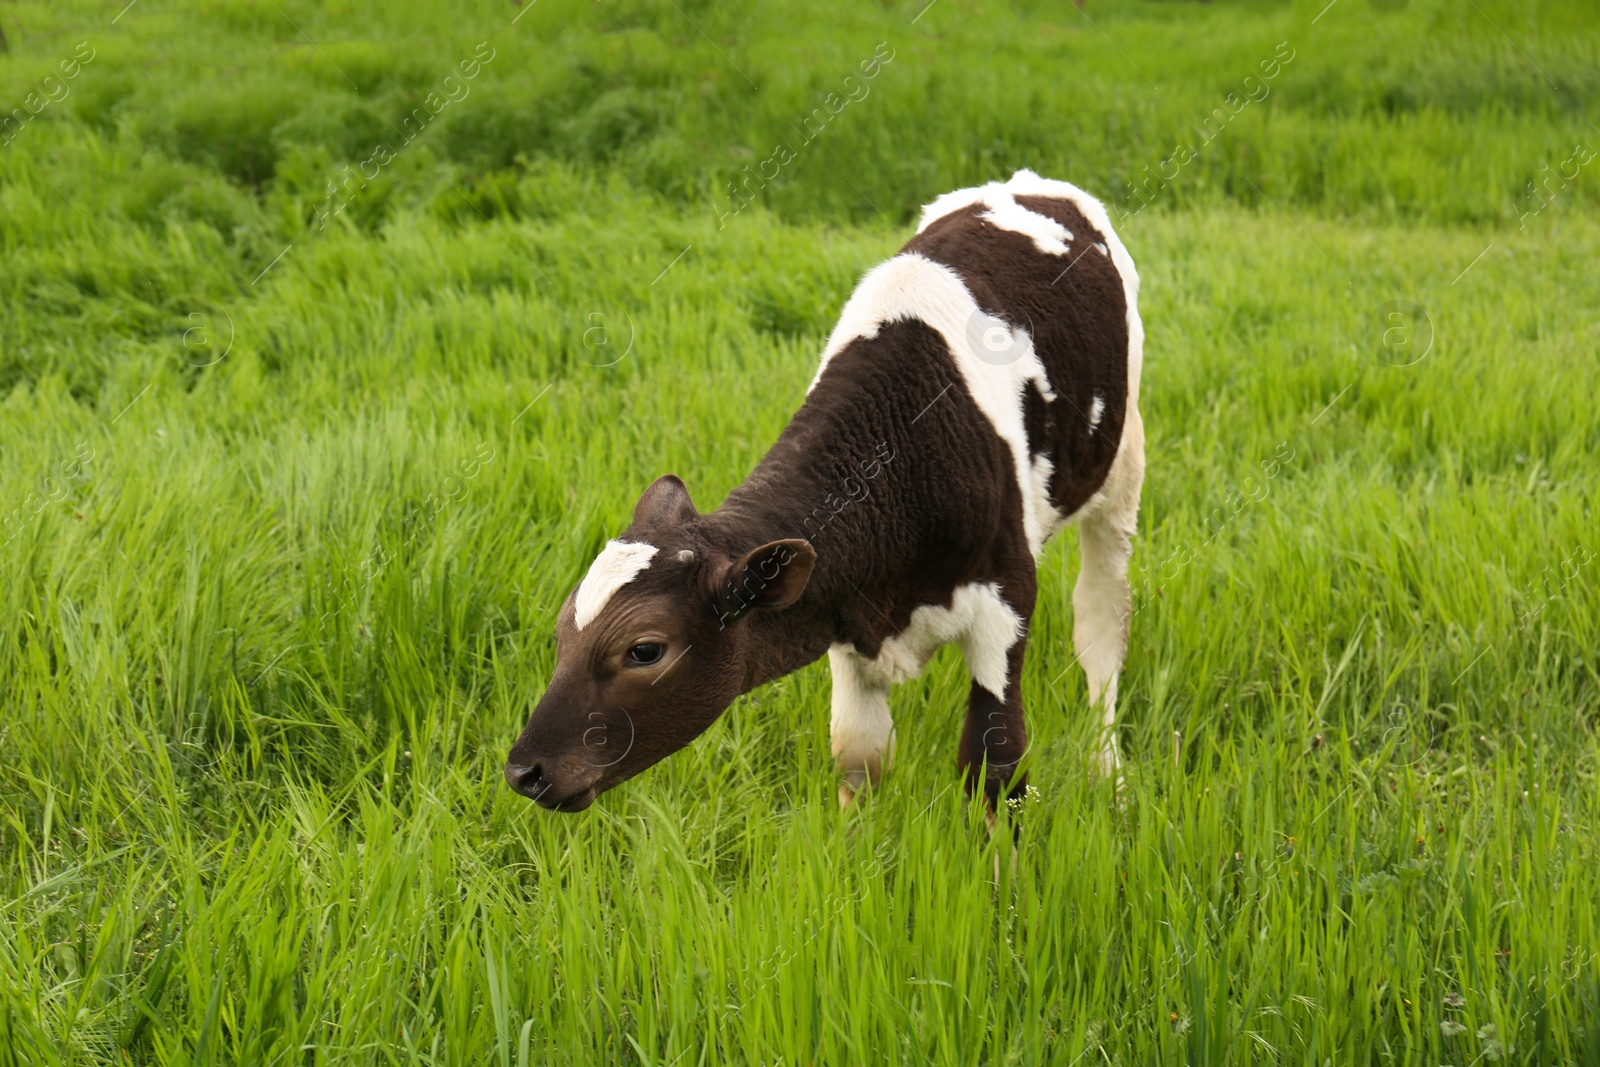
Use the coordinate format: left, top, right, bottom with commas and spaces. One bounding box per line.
1073, 406, 1144, 781
828, 644, 895, 808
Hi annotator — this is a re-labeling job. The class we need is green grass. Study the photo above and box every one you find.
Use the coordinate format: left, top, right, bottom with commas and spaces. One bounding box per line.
2, 0, 1599, 1063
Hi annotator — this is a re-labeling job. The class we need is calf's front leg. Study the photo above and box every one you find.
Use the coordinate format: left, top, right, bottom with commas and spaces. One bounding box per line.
829, 645, 894, 808
957, 576, 1035, 812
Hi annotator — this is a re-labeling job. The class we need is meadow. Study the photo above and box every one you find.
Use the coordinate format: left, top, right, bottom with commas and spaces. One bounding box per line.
2, 0, 1598, 1062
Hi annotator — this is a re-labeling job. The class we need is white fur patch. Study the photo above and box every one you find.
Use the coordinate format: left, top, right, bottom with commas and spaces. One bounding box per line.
1088, 394, 1105, 432
977, 200, 1072, 255
917, 178, 1073, 256
574, 540, 658, 630
846, 582, 1023, 697
829, 644, 893, 771
811, 254, 1066, 554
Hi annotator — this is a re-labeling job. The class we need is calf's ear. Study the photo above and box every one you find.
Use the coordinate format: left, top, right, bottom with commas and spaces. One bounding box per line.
723, 539, 816, 612
633, 474, 697, 526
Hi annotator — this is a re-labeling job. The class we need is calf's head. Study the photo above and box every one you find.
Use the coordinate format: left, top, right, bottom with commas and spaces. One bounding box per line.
505, 475, 815, 811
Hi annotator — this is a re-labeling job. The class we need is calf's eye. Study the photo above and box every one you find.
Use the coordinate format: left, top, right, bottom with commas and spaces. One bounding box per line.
626, 642, 666, 667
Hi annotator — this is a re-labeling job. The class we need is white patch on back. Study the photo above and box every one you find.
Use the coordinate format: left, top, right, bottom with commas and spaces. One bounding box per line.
977, 200, 1071, 255
916, 179, 1073, 256
810, 254, 1065, 554
843, 582, 1023, 698
1088, 394, 1105, 432
574, 540, 658, 630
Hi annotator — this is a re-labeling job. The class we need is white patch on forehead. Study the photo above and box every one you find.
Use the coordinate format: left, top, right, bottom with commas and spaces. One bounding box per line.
916, 179, 1073, 257
574, 540, 658, 630
1088, 394, 1105, 432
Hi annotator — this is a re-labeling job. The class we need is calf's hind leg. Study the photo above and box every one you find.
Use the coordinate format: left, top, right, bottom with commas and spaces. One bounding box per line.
1073, 408, 1145, 781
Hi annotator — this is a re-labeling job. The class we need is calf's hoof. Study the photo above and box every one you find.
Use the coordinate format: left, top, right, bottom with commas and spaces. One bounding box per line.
838, 768, 871, 809
1094, 736, 1125, 794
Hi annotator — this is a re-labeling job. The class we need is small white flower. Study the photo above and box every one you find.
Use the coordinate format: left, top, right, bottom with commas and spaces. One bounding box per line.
1477, 1024, 1510, 1061
1004, 785, 1042, 812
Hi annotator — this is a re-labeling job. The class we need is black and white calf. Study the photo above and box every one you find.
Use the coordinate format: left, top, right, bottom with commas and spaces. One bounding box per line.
507, 170, 1144, 812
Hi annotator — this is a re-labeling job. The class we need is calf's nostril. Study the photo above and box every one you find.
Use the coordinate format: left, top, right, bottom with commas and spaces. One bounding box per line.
504, 762, 545, 798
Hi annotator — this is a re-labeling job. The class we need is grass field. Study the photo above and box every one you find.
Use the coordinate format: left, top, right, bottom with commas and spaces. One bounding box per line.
3, 0, 1599, 1063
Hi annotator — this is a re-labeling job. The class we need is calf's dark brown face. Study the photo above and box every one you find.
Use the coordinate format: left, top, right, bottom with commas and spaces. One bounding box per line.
505, 475, 814, 811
